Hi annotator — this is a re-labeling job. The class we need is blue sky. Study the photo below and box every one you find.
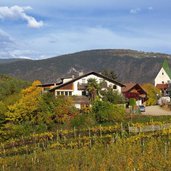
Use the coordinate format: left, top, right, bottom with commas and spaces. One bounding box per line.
0, 0, 171, 59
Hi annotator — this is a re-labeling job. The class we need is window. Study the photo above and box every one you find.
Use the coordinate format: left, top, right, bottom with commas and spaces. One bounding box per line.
113, 85, 117, 89
99, 79, 103, 83
82, 79, 86, 84
44, 87, 50, 91
57, 91, 60, 96
56, 91, 72, 96
162, 81, 164, 84
162, 72, 164, 75
82, 91, 86, 96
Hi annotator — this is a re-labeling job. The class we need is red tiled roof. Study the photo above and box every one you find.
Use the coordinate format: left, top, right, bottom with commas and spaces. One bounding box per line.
121, 83, 136, 93
156, 84, 168, 90
122, 82, 147, 97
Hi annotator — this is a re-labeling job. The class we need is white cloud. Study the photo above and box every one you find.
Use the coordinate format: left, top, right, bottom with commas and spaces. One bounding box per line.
8, 49, 35, 59
0, 29, 34, 59
0, 0, 165, 16
22, 13, 44, 28
130, 8, 141, 14
130, 6, 153, 15
23, 27, 171, 59
1, 26, 171, 59
0, 5, 44, 28
0, 29, 14, 48
0, 29, 16, 58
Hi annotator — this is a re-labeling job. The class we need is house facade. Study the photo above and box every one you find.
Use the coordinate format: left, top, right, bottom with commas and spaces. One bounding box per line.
155, 59, 171, 95
47, 72, 125, 109
121, 83, 147, 106
155, 59, 171, 86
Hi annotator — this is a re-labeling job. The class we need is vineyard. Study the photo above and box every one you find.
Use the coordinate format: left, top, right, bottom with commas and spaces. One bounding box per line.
1, 74, 170, 170
1, 121, 171, 170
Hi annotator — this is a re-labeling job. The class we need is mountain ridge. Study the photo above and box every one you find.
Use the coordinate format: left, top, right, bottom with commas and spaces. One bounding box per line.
0, 58, 31, 64
0, 49, 170, 84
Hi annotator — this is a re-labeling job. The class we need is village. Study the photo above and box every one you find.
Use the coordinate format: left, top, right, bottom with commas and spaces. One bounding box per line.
38, 59, 171, 115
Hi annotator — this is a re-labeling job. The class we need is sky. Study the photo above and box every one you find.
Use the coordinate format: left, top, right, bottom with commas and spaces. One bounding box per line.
0, 0, 171, 59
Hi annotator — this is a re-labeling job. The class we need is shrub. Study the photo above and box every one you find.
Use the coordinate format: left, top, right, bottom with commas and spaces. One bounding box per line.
92, 100, 125, 123
70, 113, 96, 128
101, 88, 125, 104
53, 96, 79, 124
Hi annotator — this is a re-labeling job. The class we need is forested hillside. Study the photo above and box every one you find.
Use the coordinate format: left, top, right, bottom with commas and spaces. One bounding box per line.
0, 49, 170, 83
0, 74, 30, 104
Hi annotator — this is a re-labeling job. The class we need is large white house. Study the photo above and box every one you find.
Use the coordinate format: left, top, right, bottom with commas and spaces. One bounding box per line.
47, 72, 125, 109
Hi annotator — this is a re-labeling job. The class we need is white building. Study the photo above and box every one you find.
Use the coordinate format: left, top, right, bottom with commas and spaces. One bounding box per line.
154, 59, 171, 96
49, 72, 125, 109
155, 59, 171, 86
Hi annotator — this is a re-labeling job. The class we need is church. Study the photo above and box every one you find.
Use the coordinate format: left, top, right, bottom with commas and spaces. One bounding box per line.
154, 59, 171, 95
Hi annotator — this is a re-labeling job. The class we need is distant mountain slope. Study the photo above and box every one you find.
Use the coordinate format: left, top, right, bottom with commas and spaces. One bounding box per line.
0, 49, 170, 83
0, 58, 30, 64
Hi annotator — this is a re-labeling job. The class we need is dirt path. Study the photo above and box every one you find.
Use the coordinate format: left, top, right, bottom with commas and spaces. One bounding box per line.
143, 105, 171, 116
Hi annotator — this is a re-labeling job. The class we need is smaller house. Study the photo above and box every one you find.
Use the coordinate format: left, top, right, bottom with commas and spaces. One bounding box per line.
38, 82, 62, 92
38, 76, 75, 93
121, 83, 147, 106
47, 71, 125, 109
155, 59, 171, 96
155, 59, 171, 86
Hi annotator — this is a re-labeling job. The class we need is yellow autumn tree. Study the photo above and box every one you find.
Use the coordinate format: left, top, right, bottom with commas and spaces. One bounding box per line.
6, 80, 42, 124
142, 83, 161, 106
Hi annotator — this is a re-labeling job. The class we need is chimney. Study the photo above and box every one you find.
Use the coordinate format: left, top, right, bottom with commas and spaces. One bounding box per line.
79, 71, 84, 76
72, 75, 75, 79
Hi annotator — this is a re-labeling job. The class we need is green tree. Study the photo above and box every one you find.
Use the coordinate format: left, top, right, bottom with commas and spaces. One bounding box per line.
0, 101, 7, 126
100, 88, 125, 104
70, 113, 96, 128
92, 100, 125, 123
129, 98, 136, 107
38, 92, 56, 126
0, 74, 30, 103
87, 78, 100, 101
102, 70, 118, 80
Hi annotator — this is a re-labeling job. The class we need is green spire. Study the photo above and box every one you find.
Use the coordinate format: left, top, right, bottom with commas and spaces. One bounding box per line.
162, 59, 171, 79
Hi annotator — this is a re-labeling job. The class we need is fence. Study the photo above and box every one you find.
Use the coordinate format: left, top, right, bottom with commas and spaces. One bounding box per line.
129, 123, 171, 133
